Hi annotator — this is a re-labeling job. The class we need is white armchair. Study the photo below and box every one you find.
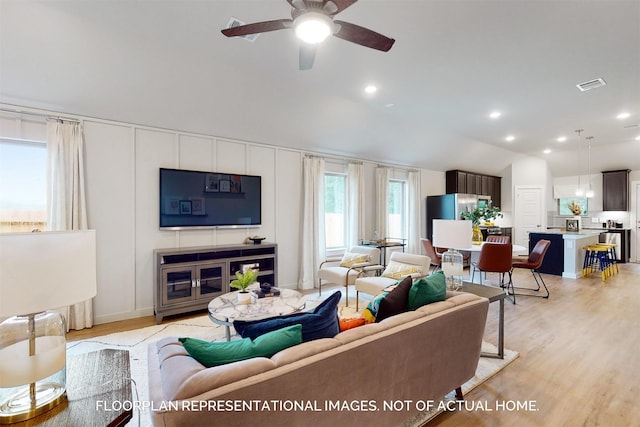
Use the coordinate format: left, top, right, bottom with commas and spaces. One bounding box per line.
317, 245, 381, 307
354, 252, 431, 310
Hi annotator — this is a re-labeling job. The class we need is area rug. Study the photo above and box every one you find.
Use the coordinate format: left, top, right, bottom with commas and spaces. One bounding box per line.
67, 301, 518, 427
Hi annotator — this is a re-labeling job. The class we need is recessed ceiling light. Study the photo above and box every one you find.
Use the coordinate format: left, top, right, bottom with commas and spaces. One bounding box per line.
543, 149, 551, 154
636, 135, 640, 141
489, 111, 501, 119
385, 103, 395, 108
557, 136, 567, 142
364, 85, 377, 94
505, 135, 515, 142
617, 112, 631, 119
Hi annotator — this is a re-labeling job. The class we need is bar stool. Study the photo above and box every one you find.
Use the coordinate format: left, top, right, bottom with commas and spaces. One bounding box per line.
596, 243, 619, 276
582, 244, 616, 281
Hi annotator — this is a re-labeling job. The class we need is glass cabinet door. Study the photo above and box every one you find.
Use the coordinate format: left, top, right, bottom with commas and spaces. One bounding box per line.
197, 263, 225, 298
162, 266, 195, 305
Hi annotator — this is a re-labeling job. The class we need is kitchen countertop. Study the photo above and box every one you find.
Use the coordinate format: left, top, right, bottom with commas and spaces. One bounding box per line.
537, 229, 603, 238
547, 227, 630, 231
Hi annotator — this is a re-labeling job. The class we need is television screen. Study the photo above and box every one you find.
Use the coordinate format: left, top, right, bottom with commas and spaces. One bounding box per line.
159, 168, 261, 229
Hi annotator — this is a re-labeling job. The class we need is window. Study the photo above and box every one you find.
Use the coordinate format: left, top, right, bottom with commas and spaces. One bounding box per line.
0, 138, 47, 232
388, 179, 406, 239
324, 173, 346, 249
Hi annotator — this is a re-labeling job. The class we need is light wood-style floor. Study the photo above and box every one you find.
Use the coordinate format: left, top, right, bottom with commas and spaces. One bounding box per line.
67, 263, 640, 426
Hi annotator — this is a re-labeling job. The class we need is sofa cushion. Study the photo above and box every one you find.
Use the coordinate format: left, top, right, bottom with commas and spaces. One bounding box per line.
233, 291, 341, 342
407, 271, 447, 311
339, 252, 369, 268
179, 324, 302, 367
375, 275, 413, 322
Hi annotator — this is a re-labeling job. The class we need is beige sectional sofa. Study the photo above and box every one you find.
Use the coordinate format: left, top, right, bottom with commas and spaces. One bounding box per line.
148, 291, 489, 426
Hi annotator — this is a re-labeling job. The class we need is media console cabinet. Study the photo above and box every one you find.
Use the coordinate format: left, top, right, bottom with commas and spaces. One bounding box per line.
153, 243, 277, 323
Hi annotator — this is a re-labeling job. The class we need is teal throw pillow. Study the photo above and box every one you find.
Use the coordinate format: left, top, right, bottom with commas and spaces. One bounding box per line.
179, 324, 302, 367
407, 271, 447, 311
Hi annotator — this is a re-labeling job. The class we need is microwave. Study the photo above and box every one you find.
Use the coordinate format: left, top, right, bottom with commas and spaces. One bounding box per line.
477, 195, 492, 209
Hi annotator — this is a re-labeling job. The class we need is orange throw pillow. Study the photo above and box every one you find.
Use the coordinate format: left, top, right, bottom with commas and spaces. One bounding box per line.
339, 317, 366, 332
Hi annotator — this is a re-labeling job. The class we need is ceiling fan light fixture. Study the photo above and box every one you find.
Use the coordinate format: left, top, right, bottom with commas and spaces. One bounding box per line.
294, 12, 333, 44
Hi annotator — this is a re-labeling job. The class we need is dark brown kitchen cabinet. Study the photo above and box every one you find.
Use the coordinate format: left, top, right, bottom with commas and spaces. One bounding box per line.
446, 170, 502, 208
602, 170, 630, 211
446, 170, 467, 194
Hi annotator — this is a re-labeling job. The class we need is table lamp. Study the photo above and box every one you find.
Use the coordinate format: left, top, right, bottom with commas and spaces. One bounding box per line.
432, 220, 471, 291
0, 230, 97, 423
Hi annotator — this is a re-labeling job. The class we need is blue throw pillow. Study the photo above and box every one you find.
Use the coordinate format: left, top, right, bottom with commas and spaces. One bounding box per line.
179, 324, 302, 367
233, 290, 341, 342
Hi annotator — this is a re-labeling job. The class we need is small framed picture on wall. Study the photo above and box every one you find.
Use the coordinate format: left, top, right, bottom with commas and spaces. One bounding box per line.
179, 200, 192, 215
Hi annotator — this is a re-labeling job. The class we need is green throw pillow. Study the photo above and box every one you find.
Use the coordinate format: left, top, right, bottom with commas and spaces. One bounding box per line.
179, 324, 302, 367
407, 271, 447, 311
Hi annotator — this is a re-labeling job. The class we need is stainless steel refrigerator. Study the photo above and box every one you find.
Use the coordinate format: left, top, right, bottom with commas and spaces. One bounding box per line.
426, 194, 481, 240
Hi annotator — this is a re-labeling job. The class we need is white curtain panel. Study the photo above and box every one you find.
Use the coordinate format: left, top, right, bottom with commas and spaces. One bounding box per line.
346, 162, 364, 249
375, 167, 390, 239
299, 156, 325, 290
407, 170, 421, 253
46, 120, 93, 330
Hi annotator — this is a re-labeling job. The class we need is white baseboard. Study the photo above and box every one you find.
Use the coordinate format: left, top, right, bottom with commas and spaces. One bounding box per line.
94, 307, 154, 325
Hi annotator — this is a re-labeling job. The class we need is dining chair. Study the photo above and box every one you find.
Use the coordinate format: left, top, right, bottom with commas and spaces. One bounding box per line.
420, 238, 442, 273
470, 242, 514, 303
510, 239, 551, 299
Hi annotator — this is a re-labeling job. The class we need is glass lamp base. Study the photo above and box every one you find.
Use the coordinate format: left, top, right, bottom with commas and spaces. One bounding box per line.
0, 381, 66, 423
0, 312, 67, 424
441, 249, 464, 291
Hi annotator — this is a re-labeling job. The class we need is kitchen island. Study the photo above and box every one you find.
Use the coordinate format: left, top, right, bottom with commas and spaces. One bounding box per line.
529, 230, 602, 279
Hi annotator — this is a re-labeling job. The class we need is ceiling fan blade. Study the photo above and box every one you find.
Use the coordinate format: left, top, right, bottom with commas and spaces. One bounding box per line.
323, 0, 357, 15
221, 19, 292, 37
299, 43, 317, 70
287, 0, 307, 10
333, 20, 395, 52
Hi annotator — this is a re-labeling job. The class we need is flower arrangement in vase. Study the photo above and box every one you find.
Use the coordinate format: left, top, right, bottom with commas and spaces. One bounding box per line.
461, 206, 504, 244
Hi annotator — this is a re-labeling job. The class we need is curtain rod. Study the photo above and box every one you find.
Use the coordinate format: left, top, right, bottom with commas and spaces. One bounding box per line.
0, 107, 80, 123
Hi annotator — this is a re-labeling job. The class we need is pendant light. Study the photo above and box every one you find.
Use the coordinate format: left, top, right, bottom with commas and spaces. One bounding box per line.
585, 136, 594, 198
575, 129, 584, 196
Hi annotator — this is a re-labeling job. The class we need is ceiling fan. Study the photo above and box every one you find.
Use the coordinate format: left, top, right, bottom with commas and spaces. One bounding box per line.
221, 0, 395, 70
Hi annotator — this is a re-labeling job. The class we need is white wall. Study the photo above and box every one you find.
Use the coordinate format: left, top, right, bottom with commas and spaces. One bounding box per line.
2, 108, 449, 324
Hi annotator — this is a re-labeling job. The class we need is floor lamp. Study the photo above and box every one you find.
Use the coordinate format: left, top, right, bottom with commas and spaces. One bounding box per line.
432, 220, 472, 291
0, 230, 97, 423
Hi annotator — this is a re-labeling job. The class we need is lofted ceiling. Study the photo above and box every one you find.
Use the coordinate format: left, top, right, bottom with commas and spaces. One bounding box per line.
1, 0, 639, 177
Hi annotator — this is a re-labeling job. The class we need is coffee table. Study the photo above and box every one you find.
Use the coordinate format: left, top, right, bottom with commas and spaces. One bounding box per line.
459, 282, 506, 359
208, 286, 307, 341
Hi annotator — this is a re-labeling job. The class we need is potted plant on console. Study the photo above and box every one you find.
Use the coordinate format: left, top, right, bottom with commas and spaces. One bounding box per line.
461, 206, 503, 245
230, 268, 259, 304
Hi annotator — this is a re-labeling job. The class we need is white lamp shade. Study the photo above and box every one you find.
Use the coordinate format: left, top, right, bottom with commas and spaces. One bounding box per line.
432, 219, 472, 250
0, 230, 97, 317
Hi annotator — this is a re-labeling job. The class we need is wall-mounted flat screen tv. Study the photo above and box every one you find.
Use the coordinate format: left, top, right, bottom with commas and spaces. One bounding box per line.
159, 168, 261, 230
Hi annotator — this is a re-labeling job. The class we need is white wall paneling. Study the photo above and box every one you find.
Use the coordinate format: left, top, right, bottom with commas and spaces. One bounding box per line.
275, 149, 303, 288
134, 128, 178, 314
84, 121, 137, 323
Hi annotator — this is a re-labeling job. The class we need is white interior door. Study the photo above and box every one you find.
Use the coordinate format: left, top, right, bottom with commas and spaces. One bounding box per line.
514, 186, 544, 250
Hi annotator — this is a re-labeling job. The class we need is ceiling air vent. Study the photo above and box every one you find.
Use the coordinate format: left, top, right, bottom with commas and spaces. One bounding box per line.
576, 78, 607, 92
226, 18, 259, 42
